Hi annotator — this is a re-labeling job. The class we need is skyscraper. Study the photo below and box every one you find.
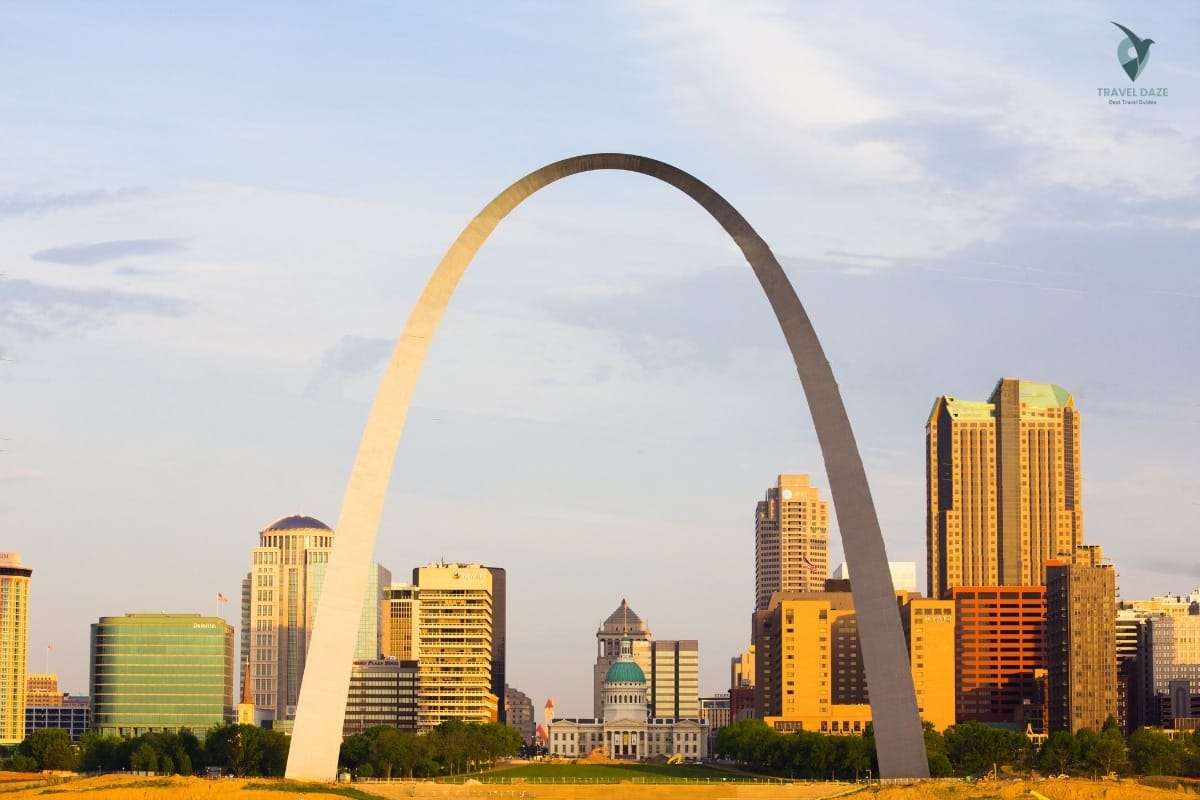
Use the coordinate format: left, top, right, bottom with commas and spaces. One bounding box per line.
412, 562, 501, 731
1046, 547, 1117, 733
240, 515, 390, 723
927, 378, 1082, 599
382, 583, 419, 660
241, 515, 334, 722
0, 552, 32, 745
755, 475, 830, 609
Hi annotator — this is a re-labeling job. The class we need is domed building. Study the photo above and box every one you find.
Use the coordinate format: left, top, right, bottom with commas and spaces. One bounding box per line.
549, 638, 708, 761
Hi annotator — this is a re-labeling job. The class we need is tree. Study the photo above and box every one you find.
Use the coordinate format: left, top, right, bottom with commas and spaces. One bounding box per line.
943, 721, 1031, 776
20, 729, 77, 771
78, 732, 124, 772
1129, 728, 1182, 776
1039, 730, 1080, 775
1088, 726, 1128, 775
204, 724, 263, 777
369, 726, 405, 780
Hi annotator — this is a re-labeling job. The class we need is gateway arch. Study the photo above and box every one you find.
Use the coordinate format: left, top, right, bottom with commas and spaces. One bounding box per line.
286, 153, 929, 780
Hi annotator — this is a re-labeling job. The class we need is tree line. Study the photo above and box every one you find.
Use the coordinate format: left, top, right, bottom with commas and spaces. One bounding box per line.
1, 725, 291, 776
715, 717, 1200, 779
3, 719, 521, 780
339, 720, 522, 779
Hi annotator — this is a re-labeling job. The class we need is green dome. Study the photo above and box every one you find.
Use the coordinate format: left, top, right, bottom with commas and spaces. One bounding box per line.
605, 660, 645, 684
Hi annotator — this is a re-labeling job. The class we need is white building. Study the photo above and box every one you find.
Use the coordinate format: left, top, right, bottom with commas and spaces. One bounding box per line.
550, 639, 708, 762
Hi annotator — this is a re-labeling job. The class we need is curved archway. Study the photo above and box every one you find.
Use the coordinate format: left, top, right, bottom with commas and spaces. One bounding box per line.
286, 154, 929, 780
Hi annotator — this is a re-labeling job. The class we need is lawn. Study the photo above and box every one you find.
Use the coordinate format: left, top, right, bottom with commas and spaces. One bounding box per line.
457, 762, 783, 784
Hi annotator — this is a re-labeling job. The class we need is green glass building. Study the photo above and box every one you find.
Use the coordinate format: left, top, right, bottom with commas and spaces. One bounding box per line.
89, 613, 233, 738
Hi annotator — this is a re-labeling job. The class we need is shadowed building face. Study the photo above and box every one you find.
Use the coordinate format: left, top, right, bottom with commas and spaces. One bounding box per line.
284, 154, 929, 780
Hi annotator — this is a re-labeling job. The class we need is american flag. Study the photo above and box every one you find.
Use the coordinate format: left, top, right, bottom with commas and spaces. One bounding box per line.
217, 593, 229, 603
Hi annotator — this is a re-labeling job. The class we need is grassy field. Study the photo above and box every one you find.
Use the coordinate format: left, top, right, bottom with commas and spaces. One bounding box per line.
451, 762, 781, 783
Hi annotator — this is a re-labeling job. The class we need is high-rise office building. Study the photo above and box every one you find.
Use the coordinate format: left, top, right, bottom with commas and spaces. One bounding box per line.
755, 475, 829, 609
241, 515, 334, 722
0, 552, 32, 745
241, 515, 389, 724
382, 583, 419, 660
412, 562, 500, 731
1046, 548, 1116, 733
90, 613, 233, 737
927, 378, 1082, 599
951, 586, 1046, 727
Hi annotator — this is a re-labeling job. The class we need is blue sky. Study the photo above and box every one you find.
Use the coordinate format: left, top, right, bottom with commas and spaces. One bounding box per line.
2, 2, 1197, 713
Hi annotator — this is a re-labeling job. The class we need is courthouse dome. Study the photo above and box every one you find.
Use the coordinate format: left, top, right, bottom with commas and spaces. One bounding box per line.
262, 515, 332, 532
604, 659, 645, 684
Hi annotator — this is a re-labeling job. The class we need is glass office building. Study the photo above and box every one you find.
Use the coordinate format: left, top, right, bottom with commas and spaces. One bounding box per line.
90, 613, 233, 738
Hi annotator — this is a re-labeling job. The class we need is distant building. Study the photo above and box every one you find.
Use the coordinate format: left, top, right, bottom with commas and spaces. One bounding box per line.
549, 640, 708, 761
649, 640, 699, 719
413, 562, 500, 731
25, 674, 61, 707
753, 589, 954, 733
24, 674, 89, 741
1137, 614, 1200, 729
755, 475, 829, 608
1119, 594, 1200, 730
951, 586, 1046, 728
1046, 548, 1116, 733
505, 685, 535, 743
90, 613, 233, 738
0, 552, 32, 745
831, 562, 917, 593
26, 696, 90, 742
730, 647, 754, 689
593, 599, 652, 717
699, 694, 730, 751
927, 379, 1082, 599
382, 583, 419, 660
343, 658, 418, 736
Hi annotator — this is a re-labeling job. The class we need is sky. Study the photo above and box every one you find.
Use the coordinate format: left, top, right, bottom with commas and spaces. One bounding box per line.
1, 2, 1197, 714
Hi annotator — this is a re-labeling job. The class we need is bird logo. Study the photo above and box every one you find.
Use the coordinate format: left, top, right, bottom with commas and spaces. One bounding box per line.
1112, 22, 1154, 82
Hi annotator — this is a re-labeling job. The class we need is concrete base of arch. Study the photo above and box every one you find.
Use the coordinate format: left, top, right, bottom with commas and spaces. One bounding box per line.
284, 154, 930, 780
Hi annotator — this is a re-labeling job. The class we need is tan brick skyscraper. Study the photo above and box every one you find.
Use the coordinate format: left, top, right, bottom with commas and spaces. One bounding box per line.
927, 378, 1083, 599
755, 474, 830, 608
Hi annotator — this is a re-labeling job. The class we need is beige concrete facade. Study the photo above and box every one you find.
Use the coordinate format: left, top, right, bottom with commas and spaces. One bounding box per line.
414, 563, 496, 731
286, 153, 928, 780
755, 474, 829, 608
0, 552, 31, 745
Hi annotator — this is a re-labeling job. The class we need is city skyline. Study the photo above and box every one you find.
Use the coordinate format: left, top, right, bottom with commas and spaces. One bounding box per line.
2, 3, 1198, 718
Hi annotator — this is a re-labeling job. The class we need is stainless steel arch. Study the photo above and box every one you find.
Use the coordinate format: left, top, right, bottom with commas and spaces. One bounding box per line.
285, 153, 929, 780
